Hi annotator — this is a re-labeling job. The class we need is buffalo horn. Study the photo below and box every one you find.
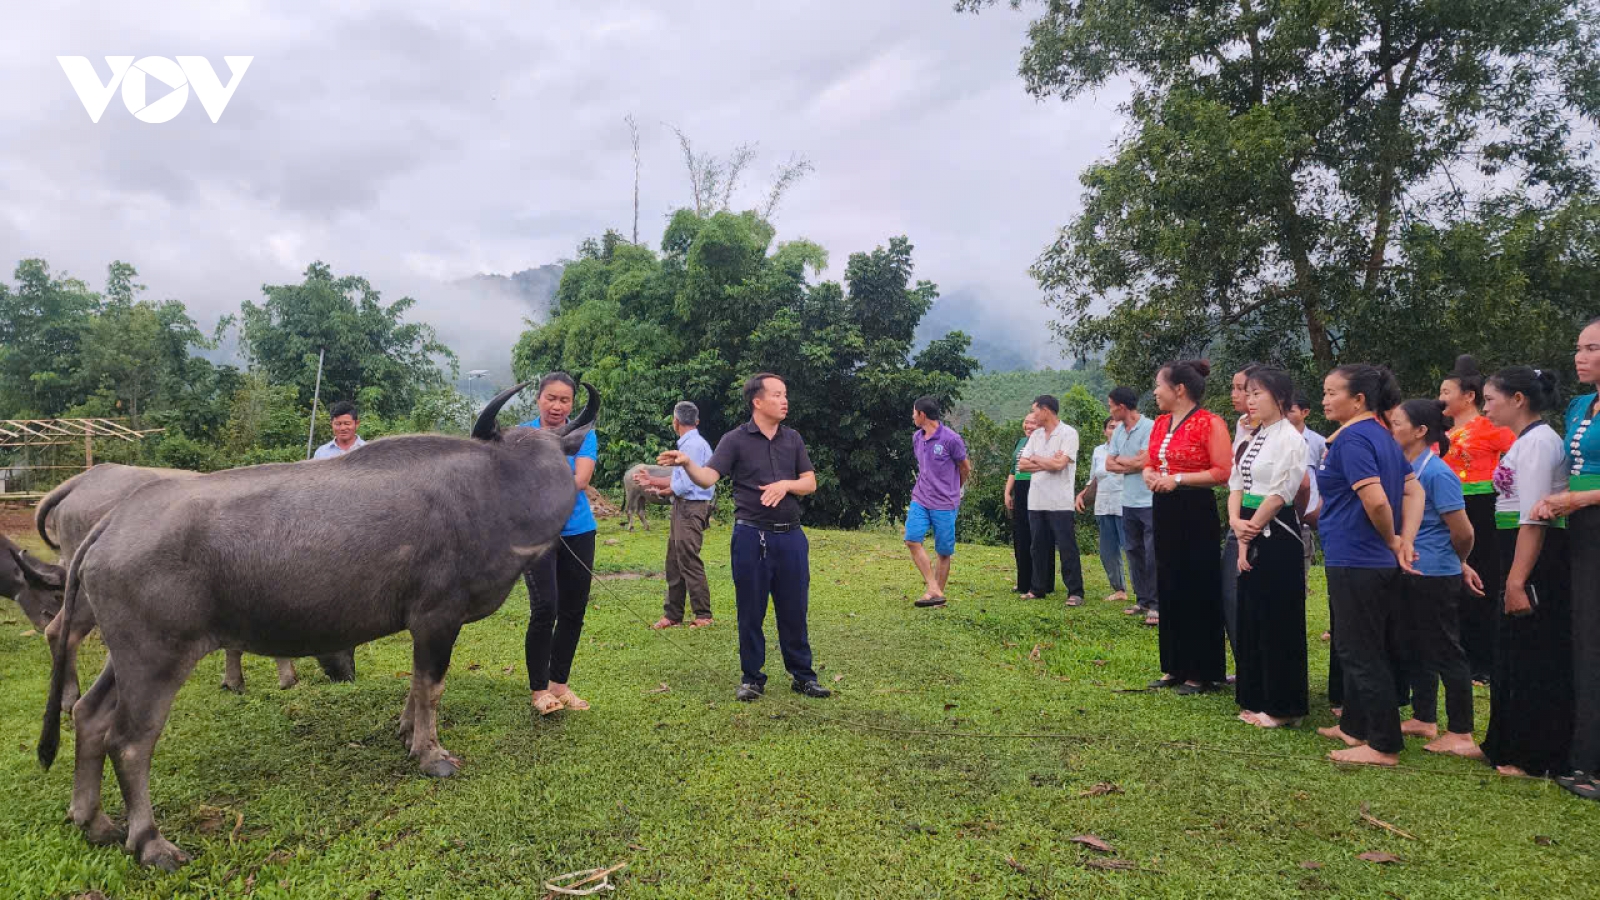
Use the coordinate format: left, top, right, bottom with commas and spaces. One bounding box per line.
558, 382, 600, 435
472, 382, 530, 441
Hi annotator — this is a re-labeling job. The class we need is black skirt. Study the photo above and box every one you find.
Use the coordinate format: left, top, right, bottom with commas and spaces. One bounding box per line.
1482, 527, 1573, 775
1235, 509, 1308, 718
1569, 506, 1600, 773
1460, 492, 1502, 679
1154, 487, 1225, 683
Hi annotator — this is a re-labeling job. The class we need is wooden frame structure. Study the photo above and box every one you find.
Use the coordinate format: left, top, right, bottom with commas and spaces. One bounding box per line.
0, 418, 164, 501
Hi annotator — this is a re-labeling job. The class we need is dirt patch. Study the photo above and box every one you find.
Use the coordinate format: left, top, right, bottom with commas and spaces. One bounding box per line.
596, 571, 663, 582
0, 505, 36, 541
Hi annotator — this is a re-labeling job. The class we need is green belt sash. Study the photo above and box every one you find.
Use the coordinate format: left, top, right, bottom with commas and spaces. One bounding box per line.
1240, 491, 1268, 512
1460, 480, 1495, 496
1496, 510, 1567, 530
1572, 473, 1600, 492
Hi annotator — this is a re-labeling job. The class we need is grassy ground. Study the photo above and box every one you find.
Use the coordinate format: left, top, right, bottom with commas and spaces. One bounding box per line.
0, 518, 1595, 899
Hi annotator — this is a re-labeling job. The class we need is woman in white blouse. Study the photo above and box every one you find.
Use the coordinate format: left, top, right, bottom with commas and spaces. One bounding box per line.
1228, 367, 1311, 728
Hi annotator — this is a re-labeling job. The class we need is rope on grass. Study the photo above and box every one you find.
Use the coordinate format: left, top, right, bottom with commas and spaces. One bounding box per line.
544, 861, 627, 896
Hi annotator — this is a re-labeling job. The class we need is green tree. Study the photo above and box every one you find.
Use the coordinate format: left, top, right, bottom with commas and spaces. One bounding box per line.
77, 264, 217, 428
0, 259, 101, 417
962, 0, 1600, 396
513, 210, 978, 527
240, 262, 457, 420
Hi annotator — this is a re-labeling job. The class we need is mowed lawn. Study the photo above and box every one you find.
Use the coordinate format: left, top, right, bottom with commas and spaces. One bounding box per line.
0, 517, 1595, 899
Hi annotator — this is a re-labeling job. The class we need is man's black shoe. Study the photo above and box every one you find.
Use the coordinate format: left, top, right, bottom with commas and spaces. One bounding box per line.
792, 680, 832, 699
735, 683, 765, 702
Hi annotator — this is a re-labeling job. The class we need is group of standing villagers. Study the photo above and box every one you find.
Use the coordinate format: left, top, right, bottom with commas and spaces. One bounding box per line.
513, 314, 1600, 794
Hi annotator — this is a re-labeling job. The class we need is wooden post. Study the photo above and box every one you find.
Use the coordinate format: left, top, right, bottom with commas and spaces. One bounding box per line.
84, 420, 93, 468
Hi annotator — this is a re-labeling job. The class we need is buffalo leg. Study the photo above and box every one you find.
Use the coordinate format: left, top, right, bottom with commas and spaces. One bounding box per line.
275, 658, 298, 689
405, 621, 462, 778
68, 659, 124, 847
107, 644, 207, 871
220, 650, 245, 693
315, 649, 357, 682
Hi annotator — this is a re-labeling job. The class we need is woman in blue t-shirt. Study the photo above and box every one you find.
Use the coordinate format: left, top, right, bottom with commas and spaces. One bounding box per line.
521, 372, 600, 716
1389, 399, 1484, 759
1314, 364, 1423, 767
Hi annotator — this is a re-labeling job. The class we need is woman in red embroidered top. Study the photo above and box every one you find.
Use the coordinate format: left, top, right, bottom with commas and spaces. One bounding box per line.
1439, 354, 1516, 684
1143, 359, 1234, 694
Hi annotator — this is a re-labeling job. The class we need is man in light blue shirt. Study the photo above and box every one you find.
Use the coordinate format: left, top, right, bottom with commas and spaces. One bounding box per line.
1105, 386, 1157, 619
312, 401, 366, 459
640, 402, 717, 629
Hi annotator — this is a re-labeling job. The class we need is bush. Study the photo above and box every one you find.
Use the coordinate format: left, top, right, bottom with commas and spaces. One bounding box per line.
153, 430, 224, 472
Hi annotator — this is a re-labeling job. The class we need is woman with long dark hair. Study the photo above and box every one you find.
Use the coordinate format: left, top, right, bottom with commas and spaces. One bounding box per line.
1390, 399, 1485, 759
1228, 366, 1309, 727
1440, 355, 1516, 684
521, 372, 599, 716
1142, 359, 1232, 695
1481, 366, 1572, 777
1314, 364, 1423, 766
1534, 316, 1600, 798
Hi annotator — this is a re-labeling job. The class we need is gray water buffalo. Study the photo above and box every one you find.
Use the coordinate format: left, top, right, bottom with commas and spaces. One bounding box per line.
622, 463, 674, 530
34, 464, 355, 701
1, 534, 61, 630
37, 382, 595, 870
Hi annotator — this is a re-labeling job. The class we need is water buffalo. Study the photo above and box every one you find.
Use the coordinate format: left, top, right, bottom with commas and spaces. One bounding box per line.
34, 464, 355, 701
37, 382, 596, 870
1, 534, 61, 630
622, 463, 674, 531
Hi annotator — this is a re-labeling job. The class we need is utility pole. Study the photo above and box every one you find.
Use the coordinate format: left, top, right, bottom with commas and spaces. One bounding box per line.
305, 348, 325, 460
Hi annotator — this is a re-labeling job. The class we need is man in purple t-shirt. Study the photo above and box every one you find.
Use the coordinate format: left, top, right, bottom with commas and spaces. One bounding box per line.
905, 396, 970, 608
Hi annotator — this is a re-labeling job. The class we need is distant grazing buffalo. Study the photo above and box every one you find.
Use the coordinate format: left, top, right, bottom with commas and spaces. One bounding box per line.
622, 463, 675, 530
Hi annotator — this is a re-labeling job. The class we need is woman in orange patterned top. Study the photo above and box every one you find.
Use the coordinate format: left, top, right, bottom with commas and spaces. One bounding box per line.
1142, 359, 1234, 694
1439, 354, 1516, 684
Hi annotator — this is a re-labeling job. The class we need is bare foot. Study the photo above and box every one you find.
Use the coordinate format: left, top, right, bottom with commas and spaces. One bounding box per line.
1331, 706, 1343, 719
1400, 718, 1438, 739
1329, 745, 1399, 766
1238, 710, 1260, 723
1424, 732, 1485, 759
1250, 713, 1303, 729
1496, 765, 1529, 777
1317, 725, 1362, 747
1320, 631, 1331, 642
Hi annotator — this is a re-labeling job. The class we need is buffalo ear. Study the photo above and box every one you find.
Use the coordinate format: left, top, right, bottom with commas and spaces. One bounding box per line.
560, 426, 593, 459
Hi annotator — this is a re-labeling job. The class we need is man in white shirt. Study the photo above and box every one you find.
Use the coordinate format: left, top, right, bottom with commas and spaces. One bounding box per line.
1017, 394, 1083, 606
313, 401, 367, 459
1289, 393, 1326, 583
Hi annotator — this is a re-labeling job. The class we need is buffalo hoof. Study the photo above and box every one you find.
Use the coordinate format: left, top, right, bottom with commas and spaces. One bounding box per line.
220, 679, 244, 694
137, 837, 190, 871
420, 756, 460, 778
80, 812, 126, 847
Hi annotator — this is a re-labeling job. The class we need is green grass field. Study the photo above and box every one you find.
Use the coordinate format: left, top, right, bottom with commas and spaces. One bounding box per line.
1, 521, 1595, 899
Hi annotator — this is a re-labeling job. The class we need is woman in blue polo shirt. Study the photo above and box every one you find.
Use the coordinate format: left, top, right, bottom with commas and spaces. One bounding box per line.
1314, 364, 1421, 767
521, 372, 599, 716
1390, 399, 1483, 759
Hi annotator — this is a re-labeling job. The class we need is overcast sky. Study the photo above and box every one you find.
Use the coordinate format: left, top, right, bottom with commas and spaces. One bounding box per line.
0, 2, 1132, 377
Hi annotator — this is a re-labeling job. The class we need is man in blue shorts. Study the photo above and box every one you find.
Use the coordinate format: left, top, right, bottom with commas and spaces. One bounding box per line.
905, 396, 970, 608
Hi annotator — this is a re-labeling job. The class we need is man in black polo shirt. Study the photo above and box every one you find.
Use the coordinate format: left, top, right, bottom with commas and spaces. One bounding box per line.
658, 372, 831, 702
